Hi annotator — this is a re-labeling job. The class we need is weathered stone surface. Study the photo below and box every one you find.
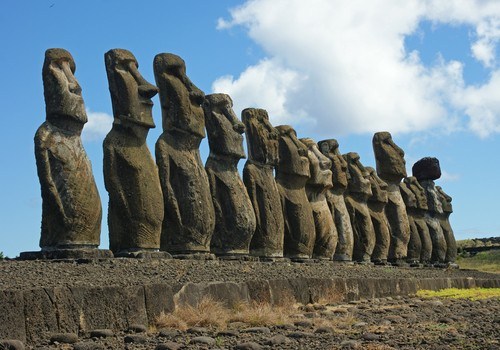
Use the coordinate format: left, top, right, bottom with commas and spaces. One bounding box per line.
373, 131, 407, 183
49, 333, 78, 344
243, 108, 284, 258
412, 157, 441, 181
0, 291, 25, 343
89, 329, 114, 338
174, 281, 250, 308
189, 336, 216, 346
373, 132, 410, 262
23, 288, 59, 343
343, 153, 375, 263
318, 139, 354, 262
103, 49, 163, 254
0, 340, 25, 350
203, 94, 256, 256
275, 126, 315, 260
366, 167, 391, 263
35, 48, 101, 251
405, 177, 432, 263
144, 284, 175, 321
415, 176, 447, 263
153, 53, 215, 254
70, 285, 148, 332
400, 178, 422, 264
436, 186, 457, 263
301, 138, 337, 260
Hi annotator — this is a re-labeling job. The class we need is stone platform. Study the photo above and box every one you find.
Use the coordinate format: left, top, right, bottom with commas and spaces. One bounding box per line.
0, 259, 498, 344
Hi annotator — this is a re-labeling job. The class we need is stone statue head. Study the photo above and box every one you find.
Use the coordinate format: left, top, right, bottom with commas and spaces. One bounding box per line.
153, 53, 205, 138
404, 176, 428, 210
366, 166, 388, 203
436, 186, 452, 213
318, 139, 348, 190
343, 152, 372, 197
105, 49, 158, 129
275, 125, 310, 178
412, 157, 441, 181
300, 138, 332, 189
242, 108, 279, 166
372, 131, 407, 183
203, 93, 245, 160
399, 178, 417, 209
43, 48, 87, 129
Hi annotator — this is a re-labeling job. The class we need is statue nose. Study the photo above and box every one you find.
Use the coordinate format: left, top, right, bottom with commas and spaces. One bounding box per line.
233, 122, 245, 134
139, 84, 158, 99
68, 82, 81, 95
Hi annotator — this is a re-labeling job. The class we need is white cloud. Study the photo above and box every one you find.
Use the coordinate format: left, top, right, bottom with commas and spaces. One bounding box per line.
214, 0, 500, 137
441, 170, 460, 182
212, 58, 309, 126
82, 109, 113, 141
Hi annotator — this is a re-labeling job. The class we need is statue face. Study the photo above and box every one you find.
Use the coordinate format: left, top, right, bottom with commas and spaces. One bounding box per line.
372, 131, 407, 183
203, 94, 245, 159
301, 138, 332, 188
367, 166, 388, 202
405, 176, 428, 210
153, 53, 205, 138
318, 139, 348, 189
436, 186, 452, 213
105, 49, 158, 129
343, 152, 372, 196
276, 125, 310, 178
43, 48, 87, 125
242, 108, 279, 166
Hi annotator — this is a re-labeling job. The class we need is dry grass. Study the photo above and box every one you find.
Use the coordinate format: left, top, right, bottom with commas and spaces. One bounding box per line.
155, 297, 230, 331
154, 296, 296, 331
229, 300, 295, 326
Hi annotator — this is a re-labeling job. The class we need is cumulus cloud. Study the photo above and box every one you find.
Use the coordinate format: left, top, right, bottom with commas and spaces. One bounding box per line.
82, 109, 113, 141
213, 58, 309, 126
214, 0, 500, 137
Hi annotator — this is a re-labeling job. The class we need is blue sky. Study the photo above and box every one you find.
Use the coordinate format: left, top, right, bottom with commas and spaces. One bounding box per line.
1, 0, 500, 257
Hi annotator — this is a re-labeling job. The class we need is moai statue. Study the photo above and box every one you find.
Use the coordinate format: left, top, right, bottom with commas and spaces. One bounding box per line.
404, 176, 433, 264
275, 126, 315, 260
318, 139, 354, 262
154, 53, 215, 257
412, 157, 447, 264
399, 178, 422, 265
203, 94, 256, 257
103, 49, 166, 257
301, 138, 337, 260
26, 48, 109, 259
343, 153, 376, 263
436, 186, 457, 265
366, 167, 391, 265
373, 132, 410, 265
242, 108, 285, 259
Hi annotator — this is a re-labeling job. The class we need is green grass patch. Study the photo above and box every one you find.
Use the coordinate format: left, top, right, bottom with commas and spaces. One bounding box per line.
457, 249, 500, 273
417, 287, 500, 300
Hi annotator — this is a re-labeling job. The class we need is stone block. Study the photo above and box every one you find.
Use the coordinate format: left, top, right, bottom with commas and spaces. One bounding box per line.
0, 291, 26, 342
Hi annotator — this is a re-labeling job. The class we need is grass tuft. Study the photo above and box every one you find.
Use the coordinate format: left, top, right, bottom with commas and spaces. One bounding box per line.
229, 300, 294, 326
155, 297, 229, 331
417, 287, 500, 300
